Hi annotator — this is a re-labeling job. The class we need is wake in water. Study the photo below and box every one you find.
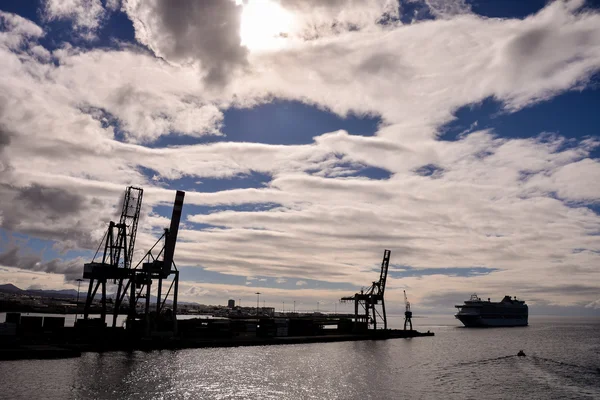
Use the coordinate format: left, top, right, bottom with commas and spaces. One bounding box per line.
519, 355, 600, 398
449, 354, 516, 367
532, 356, 600, 372
438, 353, 600, 399
449, 353, 598, 372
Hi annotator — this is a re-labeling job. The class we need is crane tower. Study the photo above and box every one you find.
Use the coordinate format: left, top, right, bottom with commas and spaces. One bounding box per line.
81, 187, 185, 335
82, 186, 143, 326
341, 250, 391, 330
404, 290, 413, 331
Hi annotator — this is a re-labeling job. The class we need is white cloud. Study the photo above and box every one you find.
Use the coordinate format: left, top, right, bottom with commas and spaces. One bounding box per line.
525, 158, 600, 201
106, 0, 121, 11
296, 280, 307, 286
176, 280, 351, 309
0, 266, 71, 291
420, 0, 472, 18
43, 0, 107, 39
585, 298, 600, 309
0, 11, 44, 49
278, 0, 400, 39
231, 0, 600, 132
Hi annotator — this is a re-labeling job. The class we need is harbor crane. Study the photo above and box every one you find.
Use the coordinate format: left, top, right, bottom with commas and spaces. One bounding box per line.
404, 290, 413, 331
82, 186, 143, 327
82, 187, 185, 334
341, 249, 391, 330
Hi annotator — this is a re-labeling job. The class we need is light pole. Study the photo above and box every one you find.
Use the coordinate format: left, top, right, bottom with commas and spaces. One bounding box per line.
293, 300, 296, 314
255, 292, 261, 317
75, 278, 83, 321
283, 301, 285, 314
317, 301, 319, 313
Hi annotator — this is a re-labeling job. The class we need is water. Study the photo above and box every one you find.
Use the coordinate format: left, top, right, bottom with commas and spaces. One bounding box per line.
1, 315, 599, 399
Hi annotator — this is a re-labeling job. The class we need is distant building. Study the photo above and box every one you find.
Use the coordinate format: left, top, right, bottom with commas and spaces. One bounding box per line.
228, 299, 235, 308
260, 307, 275, 317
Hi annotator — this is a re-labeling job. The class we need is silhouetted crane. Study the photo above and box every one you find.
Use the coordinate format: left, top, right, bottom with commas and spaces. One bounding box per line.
404, 290, 413, 331
341, 250, 391, 330
82, 186, 143, 326
82, 188, 185, 335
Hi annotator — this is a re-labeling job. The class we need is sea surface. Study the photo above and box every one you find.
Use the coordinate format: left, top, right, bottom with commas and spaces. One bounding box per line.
0, 315, 599, 399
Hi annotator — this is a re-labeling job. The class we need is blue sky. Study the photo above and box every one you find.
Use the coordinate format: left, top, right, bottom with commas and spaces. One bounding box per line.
0, 0, 600, 315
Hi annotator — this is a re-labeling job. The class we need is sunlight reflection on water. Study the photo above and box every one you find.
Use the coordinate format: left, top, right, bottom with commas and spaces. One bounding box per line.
1, 316, 599, 400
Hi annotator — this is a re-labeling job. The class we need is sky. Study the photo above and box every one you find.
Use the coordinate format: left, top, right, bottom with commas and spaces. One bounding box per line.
0, 0, 599, 316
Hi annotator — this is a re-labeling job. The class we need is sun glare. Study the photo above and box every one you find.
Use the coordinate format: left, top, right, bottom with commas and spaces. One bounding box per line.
240, 0, 294, 51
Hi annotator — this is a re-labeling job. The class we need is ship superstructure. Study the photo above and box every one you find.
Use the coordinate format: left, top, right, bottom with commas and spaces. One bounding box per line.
455, 294, 528, 327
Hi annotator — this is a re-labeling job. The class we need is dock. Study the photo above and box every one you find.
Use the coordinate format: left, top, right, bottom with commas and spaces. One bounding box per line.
0, 313, 433, 359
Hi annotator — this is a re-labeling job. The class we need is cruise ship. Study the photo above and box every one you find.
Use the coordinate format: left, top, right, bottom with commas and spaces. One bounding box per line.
455, 294, 528, 327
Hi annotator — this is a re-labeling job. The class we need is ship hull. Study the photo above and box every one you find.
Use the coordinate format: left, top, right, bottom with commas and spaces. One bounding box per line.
455, 315, 528, 328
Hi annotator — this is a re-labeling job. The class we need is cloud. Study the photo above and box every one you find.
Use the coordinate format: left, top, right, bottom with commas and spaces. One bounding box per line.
0, 266, 72, 291
17, 184, 86, 216
275, 277, 287, 284
525, 158, 600, 201
296, 280, 307, 286
42, 0, 107, 39
278, 0, 400, 39
0, 123, 12, 180
419, 0, 471, 18
235, 0, 600, 130
497, 1, 600, 109
177, 280, 351, 309
585, 298, 600, 309
106, 0, 121, 11
0, 11, 44, 49
53, 49, 224, 142
0, 246, 84, 281
178, 131, 600, 294
123, 0, 248, 86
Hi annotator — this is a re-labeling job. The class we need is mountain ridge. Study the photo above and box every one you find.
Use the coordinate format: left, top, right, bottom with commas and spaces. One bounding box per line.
0, 283, 198, 305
